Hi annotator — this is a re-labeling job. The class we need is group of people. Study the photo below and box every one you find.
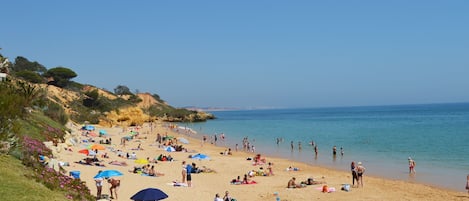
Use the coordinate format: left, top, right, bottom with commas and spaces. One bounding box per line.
214, 191, 236, 201
350, 161, 366, 187
94, 170, 120, 200
287, 177, 325, 188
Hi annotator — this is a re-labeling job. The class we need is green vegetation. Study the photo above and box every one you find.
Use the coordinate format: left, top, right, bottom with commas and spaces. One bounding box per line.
43, 67, 77, 88
0, 52, 215, 200
0, 155, 66, 201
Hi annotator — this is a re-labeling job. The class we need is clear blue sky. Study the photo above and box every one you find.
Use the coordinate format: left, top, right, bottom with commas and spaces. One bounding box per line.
1, 1, 468, 108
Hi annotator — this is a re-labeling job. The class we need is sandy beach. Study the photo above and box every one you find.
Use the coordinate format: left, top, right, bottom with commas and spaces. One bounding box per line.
51, 122, 469, 201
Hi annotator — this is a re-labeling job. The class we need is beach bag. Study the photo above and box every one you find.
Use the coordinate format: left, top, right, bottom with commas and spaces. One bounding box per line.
342, 184, 351, 192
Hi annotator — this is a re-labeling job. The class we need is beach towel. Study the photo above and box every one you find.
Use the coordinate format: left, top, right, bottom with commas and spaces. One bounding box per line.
167, 182, 188, 187
241, 181, 257, 185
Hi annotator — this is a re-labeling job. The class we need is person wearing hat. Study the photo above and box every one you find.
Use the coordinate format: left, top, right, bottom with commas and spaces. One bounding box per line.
356, 162, 366, 187
408, 157, 416, 174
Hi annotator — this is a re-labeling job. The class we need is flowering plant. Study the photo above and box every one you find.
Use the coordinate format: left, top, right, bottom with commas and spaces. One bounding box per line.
21, 136, 94, 200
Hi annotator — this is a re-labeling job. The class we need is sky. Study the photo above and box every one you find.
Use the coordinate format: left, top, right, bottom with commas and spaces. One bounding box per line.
1, 1, 469, 108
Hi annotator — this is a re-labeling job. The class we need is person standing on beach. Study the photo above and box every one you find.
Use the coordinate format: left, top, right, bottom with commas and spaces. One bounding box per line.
351, 161, 358, 187
94, 170, 104, 199
332, 146, 337, 156
314, 145, 318, 156
186, 162, 193, 187
298, 141, 302, 151
357, 162, 366, 187
291, 141, 294, 151
182, 161, 187, 183
466, 175, 469, 193
408, 157, 416, 174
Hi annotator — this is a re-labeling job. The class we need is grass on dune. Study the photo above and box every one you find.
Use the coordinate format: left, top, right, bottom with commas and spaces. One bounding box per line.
0, 155, 66, 201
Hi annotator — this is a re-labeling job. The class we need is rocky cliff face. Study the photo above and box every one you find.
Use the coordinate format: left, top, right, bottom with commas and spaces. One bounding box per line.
43, 84, 213, 126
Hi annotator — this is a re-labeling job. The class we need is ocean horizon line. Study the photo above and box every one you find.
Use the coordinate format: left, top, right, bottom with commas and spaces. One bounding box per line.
190, 101, 469, 112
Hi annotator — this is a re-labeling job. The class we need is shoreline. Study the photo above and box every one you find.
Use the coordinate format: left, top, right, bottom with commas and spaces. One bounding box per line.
51, 122, 469, 200
178, 124, 467, 192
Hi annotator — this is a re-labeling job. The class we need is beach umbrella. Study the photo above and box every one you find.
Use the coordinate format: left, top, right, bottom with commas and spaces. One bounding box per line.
131, 188, 168, 201
93, 170, 123, 178
165, 146, 175, 152
177, 137, 189, 144
191, 153, 210, 160
78, 149, 90, 155
78, 149, 96, 156
135, 158, 149, 165
89, 144, 106, 150
83, 125, 95, 131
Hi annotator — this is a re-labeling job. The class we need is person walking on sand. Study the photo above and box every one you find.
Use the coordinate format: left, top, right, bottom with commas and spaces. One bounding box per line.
408, 157, 416, 174
357, 162, 366, 187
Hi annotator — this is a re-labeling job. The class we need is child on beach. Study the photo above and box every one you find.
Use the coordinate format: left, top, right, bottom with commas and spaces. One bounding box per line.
408, 157, 416, 174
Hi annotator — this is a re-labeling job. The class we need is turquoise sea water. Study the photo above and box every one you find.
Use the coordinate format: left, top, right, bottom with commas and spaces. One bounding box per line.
184, 103, 469, 191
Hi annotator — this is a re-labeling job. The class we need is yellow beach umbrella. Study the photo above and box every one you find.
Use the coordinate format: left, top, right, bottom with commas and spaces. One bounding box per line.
135, 158, 149, 165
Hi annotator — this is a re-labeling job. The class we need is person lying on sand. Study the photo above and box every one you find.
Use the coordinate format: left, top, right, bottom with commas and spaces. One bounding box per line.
108, 160, 128, 166
301, 177, 325, 185
287, 177, 305, 188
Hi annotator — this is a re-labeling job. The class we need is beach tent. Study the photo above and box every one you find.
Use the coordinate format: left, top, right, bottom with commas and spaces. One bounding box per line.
165, 146, 175, 152
191, 153, 210, 160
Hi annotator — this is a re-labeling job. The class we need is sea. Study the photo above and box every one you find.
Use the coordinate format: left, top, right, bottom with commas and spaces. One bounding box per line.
181, 103, 469, 192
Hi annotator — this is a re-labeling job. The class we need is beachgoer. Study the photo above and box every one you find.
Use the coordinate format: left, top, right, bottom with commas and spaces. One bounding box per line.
267, 162, 274, 176
287, 177, 303, 188
333, 146, 337, 156
242, 174, 249, 184
357, 162, 366, 187
351, 161, 358, 186
108, 178, 120, 199
94, 170, 104, 199
214, 193, 223, 201
340, 147, 344, 156
408, 157, 416, 174
298, 141, 302, 151
466, 175, 469, 193
186, 162, 193, 187
290, 141, 294, 151
223, 191, 232, 201
182, 161, 187, 183
314, 145, 318, 156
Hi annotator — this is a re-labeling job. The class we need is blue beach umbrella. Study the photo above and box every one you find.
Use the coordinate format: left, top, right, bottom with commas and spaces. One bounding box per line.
93, 170, 123, 178
99, 130, 107, 135
131, 188, 168, 201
